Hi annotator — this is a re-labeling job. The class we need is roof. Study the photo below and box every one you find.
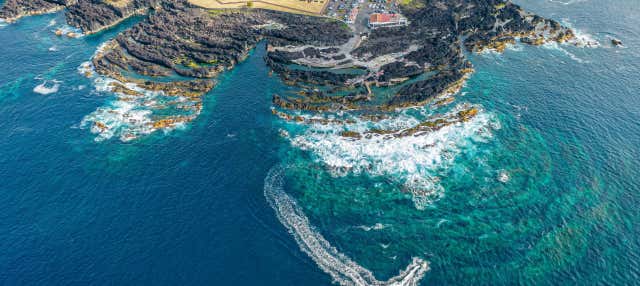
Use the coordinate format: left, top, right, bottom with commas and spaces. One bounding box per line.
369, 13, 399, 24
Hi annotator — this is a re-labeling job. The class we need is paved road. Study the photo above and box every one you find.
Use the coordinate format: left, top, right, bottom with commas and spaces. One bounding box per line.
353, 3, 373, 34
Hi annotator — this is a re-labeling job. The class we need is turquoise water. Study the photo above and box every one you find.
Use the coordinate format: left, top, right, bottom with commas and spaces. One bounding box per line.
1, 0, 639, 285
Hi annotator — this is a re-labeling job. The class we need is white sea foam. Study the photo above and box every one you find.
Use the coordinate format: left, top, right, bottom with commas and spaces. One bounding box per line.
47, 19, 57, 27
0, 19, 7, 28
78, 43, 200, 142
560, 20, 600, 48
77, 61, 94, 76
33, 80, 60, 95
80, 75, 194, 142
479, 41, 522, 55
286, 104, 498, 209
357, 223, 389, 232
497, 170, 510, 183
548, 0, 586, 5
48, 45, 59, 52
54, 25, 84, 38
264, 166, 430, 286
570, 30, 600, 48
81, 98, 155, 142
543, 41, 589, 63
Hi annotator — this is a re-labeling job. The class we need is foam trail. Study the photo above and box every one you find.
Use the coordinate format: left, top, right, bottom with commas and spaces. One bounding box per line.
264, 166, 429, 286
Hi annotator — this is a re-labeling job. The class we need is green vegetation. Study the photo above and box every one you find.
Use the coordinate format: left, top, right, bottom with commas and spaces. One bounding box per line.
399, 0, 425, 9
207, 9, 224, 16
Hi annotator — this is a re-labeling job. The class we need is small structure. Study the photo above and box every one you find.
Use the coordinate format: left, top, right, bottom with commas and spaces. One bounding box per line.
368, 13, 407, 29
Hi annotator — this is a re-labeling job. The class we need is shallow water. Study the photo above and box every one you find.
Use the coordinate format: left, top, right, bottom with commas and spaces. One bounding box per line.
0, 0, 639, 285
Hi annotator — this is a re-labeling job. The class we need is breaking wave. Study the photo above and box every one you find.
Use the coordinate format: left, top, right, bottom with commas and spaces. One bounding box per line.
78, 60, 195, 142
53, 25, 84, 38
33, 80, 60, 95
548, 0, 586, 5
284, 104, 499, 209
79, 76, 193, 142
542, 42, 588, 63
561, 20, 600, 48
78, 40, 205, 142
264, 166, 429, 286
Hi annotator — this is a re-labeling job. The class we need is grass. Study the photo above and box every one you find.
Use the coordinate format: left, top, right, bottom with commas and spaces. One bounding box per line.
399, 0, 425, 9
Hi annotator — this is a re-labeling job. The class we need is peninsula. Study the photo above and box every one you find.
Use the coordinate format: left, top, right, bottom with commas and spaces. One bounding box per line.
1, 0, 579, 138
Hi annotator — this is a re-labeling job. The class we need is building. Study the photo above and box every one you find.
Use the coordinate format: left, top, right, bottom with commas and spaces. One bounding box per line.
368, 13, 407, 29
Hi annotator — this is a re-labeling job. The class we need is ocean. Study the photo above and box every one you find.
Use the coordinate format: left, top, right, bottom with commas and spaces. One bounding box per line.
0, 0, 638, 285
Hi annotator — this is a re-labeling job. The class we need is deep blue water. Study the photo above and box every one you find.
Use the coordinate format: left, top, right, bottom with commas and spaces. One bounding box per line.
0, 0, 639, 285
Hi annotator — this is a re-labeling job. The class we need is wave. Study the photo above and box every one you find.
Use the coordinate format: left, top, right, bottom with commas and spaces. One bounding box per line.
548, 0, 586, 5
53, 25, 84, 38
80, 88, 156, 142
542, 42, 588, 63
561, 19, 600, 48
357, 223, 389, 232
78, 41, 205, 142
79, 76, 195, 142
33, 80, 60, 95
284, 104, 498, 209
264, 166, 429, 286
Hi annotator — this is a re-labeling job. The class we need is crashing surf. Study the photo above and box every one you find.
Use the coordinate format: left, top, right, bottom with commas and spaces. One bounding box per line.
79, 75, 196, 142
281, 103, 499, 209
53, 24, 84, 38
33, 80, 60, 95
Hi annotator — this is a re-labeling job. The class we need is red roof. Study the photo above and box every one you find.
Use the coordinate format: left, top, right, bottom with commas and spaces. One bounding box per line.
369, 13, 398, 24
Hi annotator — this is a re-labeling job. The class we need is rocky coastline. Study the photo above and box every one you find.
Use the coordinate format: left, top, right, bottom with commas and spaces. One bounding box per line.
2, 0, 584, 139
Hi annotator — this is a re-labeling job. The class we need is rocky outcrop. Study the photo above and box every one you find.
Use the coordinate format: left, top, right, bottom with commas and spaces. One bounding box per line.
65, 0, 160, 34
263, 0, 577, 110
0, 0, 159, 35
611, 38, 623, 47
0, 0, 64, 22
1, 0, 580, 139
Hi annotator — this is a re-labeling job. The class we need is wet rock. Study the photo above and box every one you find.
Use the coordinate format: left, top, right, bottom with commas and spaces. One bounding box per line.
611, 38, 623, 47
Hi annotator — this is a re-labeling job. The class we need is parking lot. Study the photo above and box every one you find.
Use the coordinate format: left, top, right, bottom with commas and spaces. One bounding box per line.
323, 0, 399, 31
